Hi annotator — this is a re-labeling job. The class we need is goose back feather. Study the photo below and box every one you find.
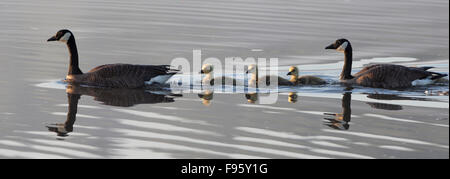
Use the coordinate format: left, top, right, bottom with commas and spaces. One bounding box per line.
67, 64, 177, 88
350, 64, 443, 89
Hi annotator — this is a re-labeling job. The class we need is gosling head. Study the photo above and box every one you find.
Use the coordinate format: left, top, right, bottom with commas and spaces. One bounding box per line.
325, 38, 351, 53
47, 29, 73, 43
286, 66, 299, 76
246, 64, 258, 74
200, 64, 214, 74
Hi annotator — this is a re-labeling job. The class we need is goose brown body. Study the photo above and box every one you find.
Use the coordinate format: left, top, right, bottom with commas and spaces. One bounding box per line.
66, 64, 176, 88
48, 29, 177, 88
325, 39, 447, 89
349, 64, 441, 89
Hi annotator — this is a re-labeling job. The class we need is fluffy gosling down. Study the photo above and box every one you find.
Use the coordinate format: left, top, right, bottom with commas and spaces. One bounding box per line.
246, 64, 292, 86
287, 66, 327, 85
200, 64, 238, 86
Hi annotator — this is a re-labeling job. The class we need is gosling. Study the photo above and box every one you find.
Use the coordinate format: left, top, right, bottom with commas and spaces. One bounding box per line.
287, 66, 327, 85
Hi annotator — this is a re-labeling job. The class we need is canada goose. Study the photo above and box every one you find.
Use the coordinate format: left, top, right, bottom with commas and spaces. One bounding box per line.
200, 64, 237, 86
286, 66, 327, 85
325, 39, 448, 89
47, 29, 178, 88
246, 64, 293, 87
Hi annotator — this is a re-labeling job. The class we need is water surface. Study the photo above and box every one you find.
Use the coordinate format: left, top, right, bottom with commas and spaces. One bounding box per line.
0, 0, 448, 158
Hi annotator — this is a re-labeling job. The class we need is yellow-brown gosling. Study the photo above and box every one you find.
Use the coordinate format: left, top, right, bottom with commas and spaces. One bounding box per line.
200, 64, 238, 86
287, 66, 327, 85
246, 64, 292, 87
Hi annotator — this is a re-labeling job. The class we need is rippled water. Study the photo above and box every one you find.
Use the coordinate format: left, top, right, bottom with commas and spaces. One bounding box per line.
0, 0, 448, 158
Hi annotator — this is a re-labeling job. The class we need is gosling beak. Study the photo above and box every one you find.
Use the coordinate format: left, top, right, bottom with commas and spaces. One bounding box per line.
287, 72, 292, 76
245, 70, 249, 74
325, 43, 336, 50
47, 36, 57, 42
200, 70, 205, 74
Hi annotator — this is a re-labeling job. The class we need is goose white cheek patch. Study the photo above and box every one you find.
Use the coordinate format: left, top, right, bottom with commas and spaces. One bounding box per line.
337, 42, 348, 52
59, 32, 71, 42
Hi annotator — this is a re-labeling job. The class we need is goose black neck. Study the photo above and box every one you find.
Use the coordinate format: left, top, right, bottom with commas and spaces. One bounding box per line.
340, 44, 353, 80
67, 38, 83, 75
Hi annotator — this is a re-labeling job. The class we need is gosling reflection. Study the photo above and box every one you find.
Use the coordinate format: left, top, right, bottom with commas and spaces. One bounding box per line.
288, 92, 298, 103
245, 93, 258, 104
47, 85, 180, 137
324, 92, 351, 130
198, 90, 214, 106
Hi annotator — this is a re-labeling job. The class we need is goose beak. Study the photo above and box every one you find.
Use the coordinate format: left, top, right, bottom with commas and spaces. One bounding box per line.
325, 43, 336, 50
47, 36, 57, 42
245, 70, 249, 74
287, 72, 292, 75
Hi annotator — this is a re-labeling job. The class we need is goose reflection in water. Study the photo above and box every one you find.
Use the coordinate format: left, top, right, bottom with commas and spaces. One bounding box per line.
364, 93, 438, 111
324, 92, 352, 130
46, 85, 181, 137
323, 92, 413, 130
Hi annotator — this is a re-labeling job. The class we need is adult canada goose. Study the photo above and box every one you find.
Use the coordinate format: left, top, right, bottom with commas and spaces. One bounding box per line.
246, 64, 293, 87
200, 64, 238, 86
287, 66, 327, 85
325, 39, 448, 89
47, 29, 178, 88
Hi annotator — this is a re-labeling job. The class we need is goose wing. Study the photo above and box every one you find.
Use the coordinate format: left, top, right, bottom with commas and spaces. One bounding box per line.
84, 64, 177, 88
353, 64, 436, 88
353, 64, 384, 77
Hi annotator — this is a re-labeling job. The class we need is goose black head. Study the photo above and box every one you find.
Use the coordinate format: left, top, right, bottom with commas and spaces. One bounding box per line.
325, 39, 350, 52
47, 29, 73, 43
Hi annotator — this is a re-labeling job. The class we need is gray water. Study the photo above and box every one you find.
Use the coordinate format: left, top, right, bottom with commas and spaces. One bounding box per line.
0, 0, 448, 158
